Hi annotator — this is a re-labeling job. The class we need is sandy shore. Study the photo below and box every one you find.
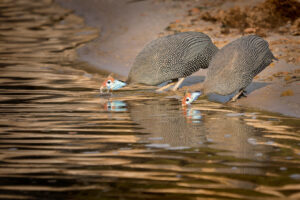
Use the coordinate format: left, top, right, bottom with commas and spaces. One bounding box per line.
55, 0, 186, 76
55, 0, 300, 118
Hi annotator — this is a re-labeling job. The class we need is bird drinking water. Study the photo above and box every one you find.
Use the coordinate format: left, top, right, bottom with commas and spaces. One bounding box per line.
100, 31, 218, 93
183, 35, 277, 105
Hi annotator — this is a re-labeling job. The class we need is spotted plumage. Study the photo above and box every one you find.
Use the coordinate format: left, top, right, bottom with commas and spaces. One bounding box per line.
203, 35, 277, 96
127, 32, 218, 85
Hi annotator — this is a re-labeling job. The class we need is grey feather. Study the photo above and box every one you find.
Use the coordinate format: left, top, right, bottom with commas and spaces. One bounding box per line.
203, 35, 277, 95
127, 32, 218, 85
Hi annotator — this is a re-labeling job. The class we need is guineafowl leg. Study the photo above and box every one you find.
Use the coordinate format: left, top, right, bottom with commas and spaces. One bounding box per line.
156, 82, 176, 92
230, 89, 247, 102
172, 78, 185, 91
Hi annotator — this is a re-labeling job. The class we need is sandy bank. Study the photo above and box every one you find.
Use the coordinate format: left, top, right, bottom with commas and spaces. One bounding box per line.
55, 0, 186, 76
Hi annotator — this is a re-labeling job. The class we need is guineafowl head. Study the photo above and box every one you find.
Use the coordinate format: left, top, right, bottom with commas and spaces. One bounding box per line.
100, 75, 126, 93
182, 91, 202, 106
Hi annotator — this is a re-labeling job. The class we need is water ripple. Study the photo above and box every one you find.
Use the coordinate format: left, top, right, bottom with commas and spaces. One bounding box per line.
0, 0, 299, 200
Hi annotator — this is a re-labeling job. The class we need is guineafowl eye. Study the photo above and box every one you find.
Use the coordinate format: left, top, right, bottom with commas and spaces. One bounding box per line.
107, 80, 111, 85
186, 97, 191, 102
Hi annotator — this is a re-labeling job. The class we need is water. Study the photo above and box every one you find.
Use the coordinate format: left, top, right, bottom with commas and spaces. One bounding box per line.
0, 0, 300, 199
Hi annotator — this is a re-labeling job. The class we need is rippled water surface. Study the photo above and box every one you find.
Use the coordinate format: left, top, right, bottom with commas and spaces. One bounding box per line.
0, 0, 300, 200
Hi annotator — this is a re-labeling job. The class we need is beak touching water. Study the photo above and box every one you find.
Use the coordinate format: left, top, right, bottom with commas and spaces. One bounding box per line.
99, 76, 127, 93
182, 91, 202, 106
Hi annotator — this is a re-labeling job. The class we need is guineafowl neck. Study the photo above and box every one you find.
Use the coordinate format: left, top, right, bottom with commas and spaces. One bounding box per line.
125, 77, 131, 84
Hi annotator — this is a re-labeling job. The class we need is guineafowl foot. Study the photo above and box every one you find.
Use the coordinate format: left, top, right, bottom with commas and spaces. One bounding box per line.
230, 90, 247, 102
156, 82, 176, 92
172, 78, 185, 91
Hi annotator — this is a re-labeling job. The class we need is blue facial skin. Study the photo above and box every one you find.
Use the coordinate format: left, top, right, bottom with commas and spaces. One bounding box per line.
109, 80, 127, 90
192, 92, 202, 101
182, 91, 202, 106
190, 92, 202, 103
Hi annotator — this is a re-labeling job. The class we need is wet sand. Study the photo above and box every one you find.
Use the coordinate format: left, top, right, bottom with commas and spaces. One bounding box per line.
55, 0, 300, 118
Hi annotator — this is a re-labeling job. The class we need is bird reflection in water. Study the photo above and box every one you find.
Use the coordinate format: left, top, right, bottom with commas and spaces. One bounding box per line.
182, 106, 202, 123
103, 100, 127, 112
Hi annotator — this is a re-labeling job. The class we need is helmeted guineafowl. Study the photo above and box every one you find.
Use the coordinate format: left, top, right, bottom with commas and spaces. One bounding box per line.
182, 35, 277, 105
100, 32, 218, 92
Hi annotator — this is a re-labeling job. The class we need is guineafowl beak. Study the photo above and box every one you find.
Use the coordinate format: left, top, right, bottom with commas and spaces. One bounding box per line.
99, 76, 127, 93
182, 91, 201, 106
100, 82, 109, 93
